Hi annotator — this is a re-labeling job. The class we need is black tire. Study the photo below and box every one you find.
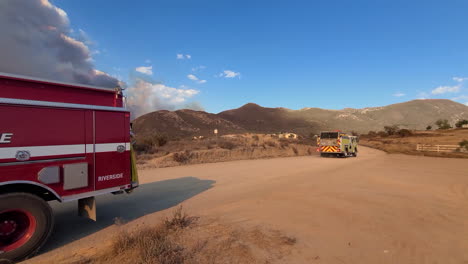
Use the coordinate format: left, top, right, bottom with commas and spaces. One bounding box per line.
0, 193, 54, 262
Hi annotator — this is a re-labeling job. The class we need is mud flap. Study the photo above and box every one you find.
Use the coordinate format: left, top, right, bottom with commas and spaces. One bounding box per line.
78, 196, 96, 221
130, 145, 139, 189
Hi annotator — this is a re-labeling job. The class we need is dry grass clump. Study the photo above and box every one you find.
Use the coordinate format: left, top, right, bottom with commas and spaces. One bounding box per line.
173, 151, 194, 164
164, 206, 198, 230
109, 208, 195, 264
217, 139, 238, 150
63, 206, 296, 264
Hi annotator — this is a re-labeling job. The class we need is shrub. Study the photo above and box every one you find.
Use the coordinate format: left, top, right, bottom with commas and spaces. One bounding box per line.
435, 119, 452, 130
164, 206, 198, 230
173, 150, 193, 163
252, 135, 260, 141
459, 140, 468, 151
377, 131, 388, 137
110, 206, 195, 264
455, 119, 468, 128
218, 139, 237, 150
426, 125, 432, 130
137, 133, 169, 151
383, 125, 399, 135
265, 140, 277, 147
396, 129, 412, 137
133, 142, 151, 153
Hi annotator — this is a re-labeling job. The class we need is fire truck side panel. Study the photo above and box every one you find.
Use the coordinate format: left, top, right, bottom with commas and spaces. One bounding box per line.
1, 105, 86, 151
94, 111, 131, 190
0, 104, 96, 197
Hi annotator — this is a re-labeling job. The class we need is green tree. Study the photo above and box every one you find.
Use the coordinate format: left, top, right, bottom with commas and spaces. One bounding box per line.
383, 125, 399, 135
455, 119, 468, 128
435, 119, 452, 130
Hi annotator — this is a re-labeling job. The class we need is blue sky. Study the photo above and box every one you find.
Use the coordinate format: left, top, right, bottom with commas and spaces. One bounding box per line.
52, 0, 468, 113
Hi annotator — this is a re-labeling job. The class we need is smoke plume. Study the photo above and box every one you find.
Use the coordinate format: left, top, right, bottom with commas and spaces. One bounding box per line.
126, 79, 200, 118
0, 0, 119, 87
0, 0, 203, 118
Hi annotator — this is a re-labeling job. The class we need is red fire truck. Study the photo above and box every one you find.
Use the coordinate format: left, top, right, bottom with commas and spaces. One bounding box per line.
0, 72, 138, 261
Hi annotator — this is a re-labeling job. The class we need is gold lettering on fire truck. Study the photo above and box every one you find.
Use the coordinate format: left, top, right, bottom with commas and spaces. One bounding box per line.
98, 173, 123, 182
0, 133, 13, 144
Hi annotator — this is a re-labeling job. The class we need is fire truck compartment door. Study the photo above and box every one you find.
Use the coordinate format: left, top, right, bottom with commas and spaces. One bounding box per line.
63, 163, 88, 190
94, 111, 130, 190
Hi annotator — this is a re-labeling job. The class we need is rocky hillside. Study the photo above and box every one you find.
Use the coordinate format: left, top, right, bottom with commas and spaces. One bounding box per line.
133, 109, 245, 138
293, 99, 468, 133
133, 99, 468, 138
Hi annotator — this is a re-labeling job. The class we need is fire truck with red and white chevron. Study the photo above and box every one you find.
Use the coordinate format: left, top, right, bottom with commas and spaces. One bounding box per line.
0, 72, 139, 261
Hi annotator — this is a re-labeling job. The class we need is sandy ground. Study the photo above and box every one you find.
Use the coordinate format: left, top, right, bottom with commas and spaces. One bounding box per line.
26, 147, 468, 264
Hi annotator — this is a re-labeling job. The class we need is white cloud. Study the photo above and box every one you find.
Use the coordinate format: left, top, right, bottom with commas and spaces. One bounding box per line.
219, 70, 241, 78
465, 102, 468, 106
192, 65, 206, 72
135, 65, 153, 75
126, 79, 200, 117
187, 74, 197, 81
452, 95, 468, 101
453, 77, 468, 82
431, 85, 460, 95
392, 92, 405, 97
177, 54, 191, 60
187, 74, 206, 84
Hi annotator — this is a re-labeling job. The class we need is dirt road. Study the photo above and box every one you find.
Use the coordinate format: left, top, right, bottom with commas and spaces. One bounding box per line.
28, 147, 468, 263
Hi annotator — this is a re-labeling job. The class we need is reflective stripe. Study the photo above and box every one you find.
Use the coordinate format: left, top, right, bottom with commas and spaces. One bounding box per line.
86, 144, 94, 153
95, 143, 126, 153
0, 143, 129, 160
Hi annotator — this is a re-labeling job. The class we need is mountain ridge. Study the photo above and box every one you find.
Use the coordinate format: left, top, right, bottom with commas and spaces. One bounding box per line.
133, 99, 468, 138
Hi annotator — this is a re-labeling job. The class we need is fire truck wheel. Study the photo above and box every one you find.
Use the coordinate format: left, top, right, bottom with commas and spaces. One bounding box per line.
0, 193, 54, 262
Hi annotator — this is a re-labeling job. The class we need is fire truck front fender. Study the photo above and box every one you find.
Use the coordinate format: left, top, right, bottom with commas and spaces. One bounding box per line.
0, 181, 61, 202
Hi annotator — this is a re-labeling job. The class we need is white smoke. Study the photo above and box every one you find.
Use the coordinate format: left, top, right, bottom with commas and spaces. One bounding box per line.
126, 79, 200, 118
0, 0, 119, 87
0, 0, 204, 117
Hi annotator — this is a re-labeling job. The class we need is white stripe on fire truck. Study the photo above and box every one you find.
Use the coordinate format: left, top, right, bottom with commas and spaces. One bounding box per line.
0, 143, 130, 160
86, 144, 94, 153
94, 143, 126, 153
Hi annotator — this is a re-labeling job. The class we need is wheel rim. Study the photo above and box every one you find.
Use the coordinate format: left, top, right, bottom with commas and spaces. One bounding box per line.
0, 209, 37, 252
